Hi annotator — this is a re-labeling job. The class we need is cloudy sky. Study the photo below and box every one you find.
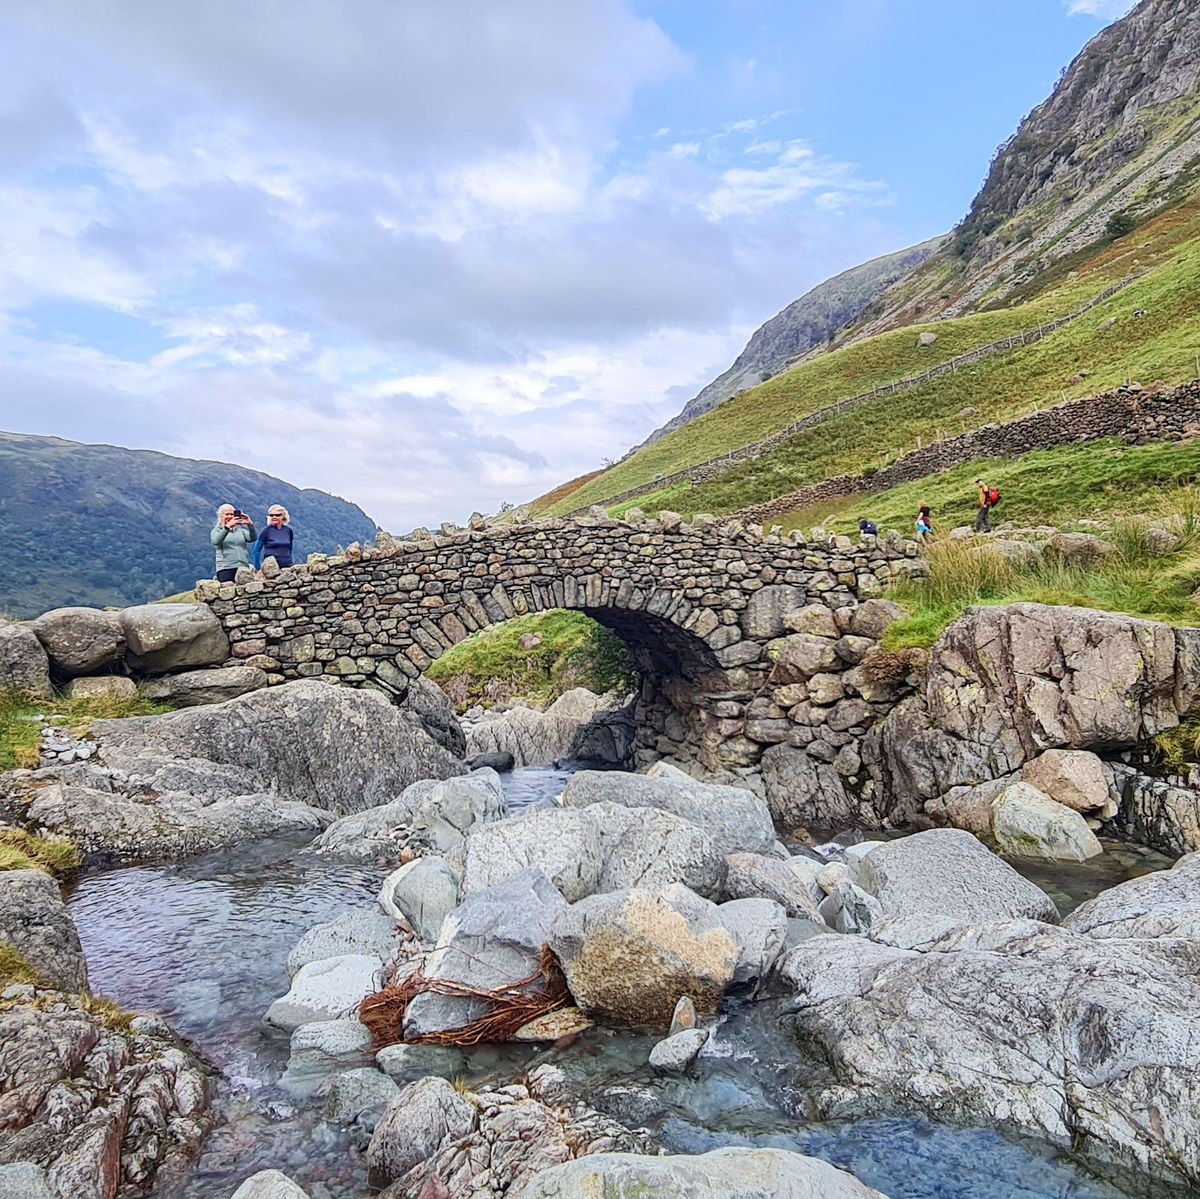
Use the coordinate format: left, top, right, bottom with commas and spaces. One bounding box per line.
0, 0, 1132, 530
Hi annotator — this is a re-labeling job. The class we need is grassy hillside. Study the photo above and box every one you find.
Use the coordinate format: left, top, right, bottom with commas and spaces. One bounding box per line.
0, 433, 378, 618
780, 439, 1200, 539
635, 235, 944, 450
537, 196, 1200, 521
614, 204, 1200, 520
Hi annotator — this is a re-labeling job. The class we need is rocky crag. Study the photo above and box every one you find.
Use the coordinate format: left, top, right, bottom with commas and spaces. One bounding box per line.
853, 0, 1200, 334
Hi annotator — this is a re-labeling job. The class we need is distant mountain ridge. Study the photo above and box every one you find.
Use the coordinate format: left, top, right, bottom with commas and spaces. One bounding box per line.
0, 431, 378, 617
634, 236, 944, 450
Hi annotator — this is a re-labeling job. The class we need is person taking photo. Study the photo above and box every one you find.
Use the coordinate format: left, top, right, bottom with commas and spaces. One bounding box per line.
211, 504, 257, 582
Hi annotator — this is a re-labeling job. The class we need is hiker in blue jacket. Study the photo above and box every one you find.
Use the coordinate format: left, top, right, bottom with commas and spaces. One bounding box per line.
255, 505, 295, 569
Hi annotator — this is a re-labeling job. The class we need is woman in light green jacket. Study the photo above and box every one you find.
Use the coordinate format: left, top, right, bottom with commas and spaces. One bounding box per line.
211, 504, 257, 581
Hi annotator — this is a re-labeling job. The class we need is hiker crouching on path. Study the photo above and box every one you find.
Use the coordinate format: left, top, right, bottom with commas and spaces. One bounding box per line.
975, 480, 1001, 532
255, 505, 294, 570
211, 504, 257, 582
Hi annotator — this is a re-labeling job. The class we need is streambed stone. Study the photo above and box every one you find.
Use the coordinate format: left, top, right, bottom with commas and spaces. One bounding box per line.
519, 1147, 889, 1199
856, 828, 1060, 925
264, 953, 382, 1032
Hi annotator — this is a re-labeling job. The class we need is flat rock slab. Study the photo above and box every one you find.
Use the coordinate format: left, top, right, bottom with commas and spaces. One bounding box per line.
856, 828, 1060, 924
519, 1147, 889, 1198
781, 918, 1200, 1192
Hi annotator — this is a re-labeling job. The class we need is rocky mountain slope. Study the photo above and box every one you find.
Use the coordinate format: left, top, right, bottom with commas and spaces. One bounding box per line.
849, 0, 1200, 336
0, 432, 377, 616
635, 237, 943, 450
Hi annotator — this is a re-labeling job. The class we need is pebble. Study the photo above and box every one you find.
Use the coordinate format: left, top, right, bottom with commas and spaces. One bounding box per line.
668, 996, 697, 1035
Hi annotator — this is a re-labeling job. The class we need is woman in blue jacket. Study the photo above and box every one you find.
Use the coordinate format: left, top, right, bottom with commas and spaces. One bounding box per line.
255, 505, 295, 569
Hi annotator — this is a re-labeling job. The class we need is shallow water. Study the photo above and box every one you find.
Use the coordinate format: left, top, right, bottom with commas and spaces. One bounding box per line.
65, 768, 1169, 1199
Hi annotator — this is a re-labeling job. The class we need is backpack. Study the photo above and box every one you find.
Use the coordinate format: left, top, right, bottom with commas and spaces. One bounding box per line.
987, 488, 1001, 508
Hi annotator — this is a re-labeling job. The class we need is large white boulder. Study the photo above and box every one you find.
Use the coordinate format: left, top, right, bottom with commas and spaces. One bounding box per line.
856, 828, 1060, 924
459, 807, 602, 902
991, 782, 1103, 862
520, 1148, 889, 1199
119, 603, 230, 674
1065, 852, 1200, 941
31, 607, 125, 677
562, 769, 777, 857
459, 801, 726, 902
0, 623, 52, 696
378, 856, 460, 941
403, 869, 566, 1040
263, 953, 381, 1032
90, 679, 466, 818
230, 1169, 311, 1199
285, 909, 401, 978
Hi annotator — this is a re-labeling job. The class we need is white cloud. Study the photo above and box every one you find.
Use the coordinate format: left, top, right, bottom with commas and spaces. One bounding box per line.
0, 0, 911, 530
1065, 0, 1135, 18
703, 140, 888, 219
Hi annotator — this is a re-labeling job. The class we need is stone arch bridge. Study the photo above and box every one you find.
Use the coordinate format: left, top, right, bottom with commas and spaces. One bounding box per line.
200, 514, 923, 775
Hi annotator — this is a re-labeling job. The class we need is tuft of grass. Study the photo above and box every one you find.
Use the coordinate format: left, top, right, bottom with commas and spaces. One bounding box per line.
425, 610, 636, 713
76, 993, 136, 1031
0, 944, 43, 989
882, 527, 1200, 651
0, 828, 81, 875
1154, 718, 1200, 773
0, 686, 173, 772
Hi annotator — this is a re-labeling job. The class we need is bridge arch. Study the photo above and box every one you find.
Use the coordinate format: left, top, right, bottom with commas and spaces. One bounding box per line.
200, 515, 918, 773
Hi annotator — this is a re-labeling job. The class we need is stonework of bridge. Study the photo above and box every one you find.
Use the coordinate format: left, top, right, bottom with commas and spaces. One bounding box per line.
199, 513, 924, 776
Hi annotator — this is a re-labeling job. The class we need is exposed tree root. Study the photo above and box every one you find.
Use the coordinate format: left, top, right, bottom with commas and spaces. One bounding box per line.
359, 944, 570, 1048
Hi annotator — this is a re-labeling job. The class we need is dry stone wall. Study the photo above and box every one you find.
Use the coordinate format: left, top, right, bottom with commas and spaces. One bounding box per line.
743, 380, 1200, 524
199, 514, 925, 779
565, 275, 1138, 515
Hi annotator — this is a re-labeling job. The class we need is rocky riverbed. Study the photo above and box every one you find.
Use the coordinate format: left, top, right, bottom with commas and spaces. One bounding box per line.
4, 596, 1200, 1199
54, 766, 1166, 1199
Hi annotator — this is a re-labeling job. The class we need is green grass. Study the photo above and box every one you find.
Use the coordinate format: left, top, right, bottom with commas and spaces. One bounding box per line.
533, 197, 1200, 521
425, 610, 636, 713
0, 944, 42, 989
778, 439, 1200, 541
1154, 716, 1200, 773
543, 274, 1108, 516
640, 237, 1200, 519
0, 828, 81, 875
0, 688, 173, 772
880, 521, 1200, 652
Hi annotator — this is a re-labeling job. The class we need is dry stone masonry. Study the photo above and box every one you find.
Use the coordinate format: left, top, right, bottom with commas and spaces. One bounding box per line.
199, 514, 926, 779
744, 379, 1200, 523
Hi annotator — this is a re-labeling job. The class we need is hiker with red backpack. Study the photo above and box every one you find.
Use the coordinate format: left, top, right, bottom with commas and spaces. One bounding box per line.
975, 479, 1001, 532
